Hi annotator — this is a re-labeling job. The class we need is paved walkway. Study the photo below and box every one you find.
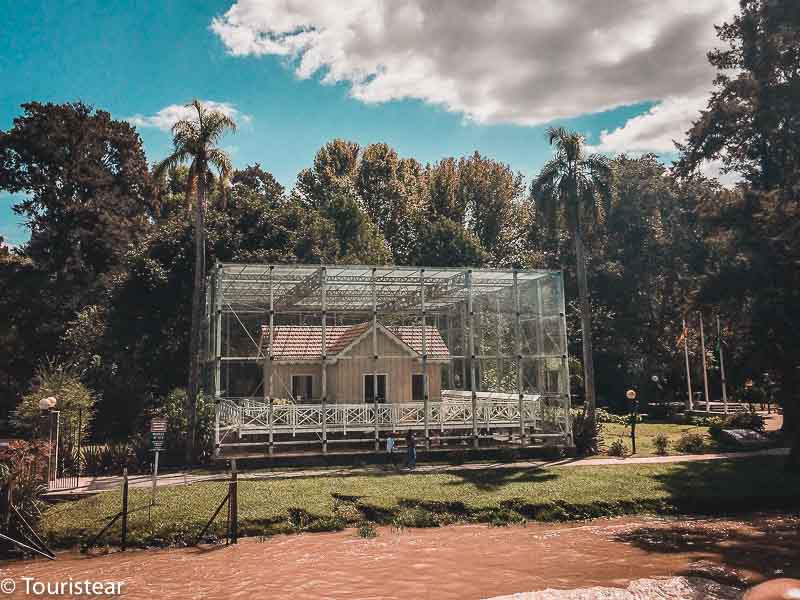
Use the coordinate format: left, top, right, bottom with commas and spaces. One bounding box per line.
45, 446, 790, 498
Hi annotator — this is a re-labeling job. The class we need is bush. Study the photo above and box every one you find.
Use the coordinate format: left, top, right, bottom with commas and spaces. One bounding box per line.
357, 522, 378, 538
11, 360, 96, 442
652, 433, 669, 456
157, 388, 216, 462
595, 408, 628, 425
728, 411, 765, 432
0, 441, 48, 531
607, 439, 627, 457
675, 432, 705, 453
572, 410, 603, 456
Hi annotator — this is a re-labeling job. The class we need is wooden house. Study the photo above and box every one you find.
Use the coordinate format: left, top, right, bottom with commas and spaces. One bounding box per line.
259, 322, 450, 404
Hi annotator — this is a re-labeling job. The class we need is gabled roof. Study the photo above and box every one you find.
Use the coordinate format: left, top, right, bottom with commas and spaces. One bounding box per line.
259, 322, 450, 361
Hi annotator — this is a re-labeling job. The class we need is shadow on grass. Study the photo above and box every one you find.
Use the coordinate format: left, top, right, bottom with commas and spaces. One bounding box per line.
613, 515, 800, 584
607, 457, 800, 584
442, 466, 558, 491
651, 456, 800, 514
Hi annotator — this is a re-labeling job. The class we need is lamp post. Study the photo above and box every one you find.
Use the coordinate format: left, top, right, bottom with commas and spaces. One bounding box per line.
39, 397, 58, 483
626, 389, 638, 454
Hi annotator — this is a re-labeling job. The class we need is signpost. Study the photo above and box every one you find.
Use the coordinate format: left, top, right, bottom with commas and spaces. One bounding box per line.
149, 418, 167, 506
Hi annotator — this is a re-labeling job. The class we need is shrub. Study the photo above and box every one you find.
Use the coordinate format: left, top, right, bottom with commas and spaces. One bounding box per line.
652, 433, 669, 456
357, 522, 378, 538
706, 417, 727, 440
392, 507, 439, 529
728, 411, 765, 432
607, 439, 627, 457
11, 360, 96, 442
596, 408, 628, 425
0, 441, 48, 529
572, 410, 603, 456
157, 388, 216, 461
675, 432, 705, 453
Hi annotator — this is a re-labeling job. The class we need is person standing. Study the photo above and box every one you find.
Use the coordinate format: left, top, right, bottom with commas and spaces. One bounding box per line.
405, 430, 417, 470
386, 432, 397, 471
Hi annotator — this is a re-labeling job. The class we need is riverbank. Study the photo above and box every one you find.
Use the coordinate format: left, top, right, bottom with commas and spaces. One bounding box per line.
7, 513, 800, 600
41, 455, 800, 549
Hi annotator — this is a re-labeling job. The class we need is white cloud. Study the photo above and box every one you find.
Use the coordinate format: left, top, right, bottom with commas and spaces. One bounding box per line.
210, 0, 737, 128
698, 158, 743, 187
128, 100, 252, 132
588, 95, 709, 154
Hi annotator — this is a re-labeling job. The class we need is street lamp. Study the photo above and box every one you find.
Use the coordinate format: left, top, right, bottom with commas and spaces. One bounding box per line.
39, 397, 59, 484
626, 389, 638, 454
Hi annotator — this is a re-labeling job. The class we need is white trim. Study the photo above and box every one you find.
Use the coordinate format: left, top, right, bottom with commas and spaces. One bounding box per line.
362, 373, 389, 403
337, 323, 418, 359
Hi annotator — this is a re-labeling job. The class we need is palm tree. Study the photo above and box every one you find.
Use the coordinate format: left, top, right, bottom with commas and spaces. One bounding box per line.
531, 127, 612, 426
154, 100, 235, 462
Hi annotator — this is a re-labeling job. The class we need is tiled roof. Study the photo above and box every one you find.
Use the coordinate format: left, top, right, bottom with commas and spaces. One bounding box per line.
260, 323, 450, 360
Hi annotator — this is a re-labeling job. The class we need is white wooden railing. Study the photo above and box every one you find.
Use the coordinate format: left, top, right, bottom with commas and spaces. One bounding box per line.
216, 392, 570, 438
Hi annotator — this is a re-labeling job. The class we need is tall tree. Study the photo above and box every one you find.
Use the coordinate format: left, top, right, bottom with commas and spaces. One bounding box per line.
153, 100, 236, 462
0, 101, 151, 306
531, 127, 613, 424
675, 0, 800, 469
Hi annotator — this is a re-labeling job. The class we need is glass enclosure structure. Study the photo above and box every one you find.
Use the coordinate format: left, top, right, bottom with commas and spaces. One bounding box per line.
205, 264, 572, 457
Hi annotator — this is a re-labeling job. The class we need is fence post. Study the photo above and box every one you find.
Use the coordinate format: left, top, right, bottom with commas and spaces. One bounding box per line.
229, 459, 238, 544
120, 467, 129, 551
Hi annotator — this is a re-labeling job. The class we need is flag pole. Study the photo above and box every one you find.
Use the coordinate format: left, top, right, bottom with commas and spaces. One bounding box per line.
683, 318, 693, 411
717, 314, 728, 414
699, 312, 710, 413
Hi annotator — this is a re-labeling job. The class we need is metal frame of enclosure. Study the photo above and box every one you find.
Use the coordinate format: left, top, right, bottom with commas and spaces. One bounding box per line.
204, 264, 572, 458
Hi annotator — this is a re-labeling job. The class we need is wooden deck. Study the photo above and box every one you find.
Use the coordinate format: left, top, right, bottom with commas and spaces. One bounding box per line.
215, 392, 571, 456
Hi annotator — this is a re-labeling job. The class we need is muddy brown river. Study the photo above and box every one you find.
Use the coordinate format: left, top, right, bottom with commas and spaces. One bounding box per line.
1, 514, 798, 599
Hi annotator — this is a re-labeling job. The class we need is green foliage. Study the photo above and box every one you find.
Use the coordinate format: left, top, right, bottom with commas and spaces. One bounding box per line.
357, 521, 378, 538
571, 410, 603, 456
157, 388, 215, 461
652, 433, 670, 456
12, 360, 96, 441
595, 408, 629, 425
409, 216, 489, 267
607, 439, 627, 457
40, 457, 800, 548
0, 440, 48, 526
708, 411, 766, 441
675, 433, 705, 454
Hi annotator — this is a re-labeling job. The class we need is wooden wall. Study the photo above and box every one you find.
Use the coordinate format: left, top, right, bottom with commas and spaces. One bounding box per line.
263, 328, 443, 404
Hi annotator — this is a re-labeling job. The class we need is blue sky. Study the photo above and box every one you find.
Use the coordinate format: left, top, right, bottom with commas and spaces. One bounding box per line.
0, 1, 736, 247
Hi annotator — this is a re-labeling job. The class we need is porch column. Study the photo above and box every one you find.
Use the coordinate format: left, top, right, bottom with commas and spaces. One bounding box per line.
213, 264, 223, 399
321, 267, 328, 455
557, 271, 573, 446
268, 265, 275, 455
372, 268, 379, 451
535, 277, 546, 435
420, 269, 429, 451
513, 271, 525, 446
467, 270, 478, 449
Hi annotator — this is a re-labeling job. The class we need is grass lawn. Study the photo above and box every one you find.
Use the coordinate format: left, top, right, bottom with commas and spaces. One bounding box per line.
42, 456, 800, 549
600, 422, 719, 456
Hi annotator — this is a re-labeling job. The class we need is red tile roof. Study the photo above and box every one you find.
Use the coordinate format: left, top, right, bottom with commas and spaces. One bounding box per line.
260, 323, 450, 360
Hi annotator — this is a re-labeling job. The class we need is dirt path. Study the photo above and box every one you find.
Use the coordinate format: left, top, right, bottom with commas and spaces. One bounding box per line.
2, 513, 798, 599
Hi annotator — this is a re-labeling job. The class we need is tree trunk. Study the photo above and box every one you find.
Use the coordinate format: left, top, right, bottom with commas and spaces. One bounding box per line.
574, 226, 596, 423
780, 361, 800, 472
186, 168, 206, 465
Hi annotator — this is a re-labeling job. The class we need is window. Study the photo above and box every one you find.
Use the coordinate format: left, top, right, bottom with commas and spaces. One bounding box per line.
412, 374, 425, 401
364, 374, 387, 403
292, 375, 314, 401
